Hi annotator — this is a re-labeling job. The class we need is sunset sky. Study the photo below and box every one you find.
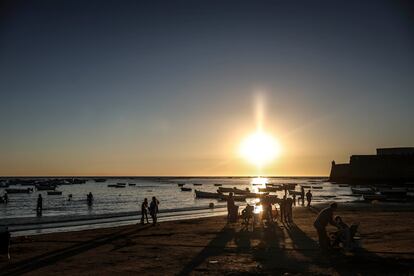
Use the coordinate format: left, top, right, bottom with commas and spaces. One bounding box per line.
1, 0, 413, 176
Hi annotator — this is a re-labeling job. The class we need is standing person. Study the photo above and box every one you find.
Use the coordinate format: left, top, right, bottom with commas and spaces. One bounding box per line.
227, 192, 236, 222
87, 192, 94, 206
4, 192, 8, 204
313, 202, 338, 251
306, 190, 313, 207
149, 196, 159, 225
0, 226, 10, 261
292, 193, 296, 207
285, 197, 294, 223
301, 187, 305, 206
279, 195, 286, 223
36, 194, 43, 216
140, 198, 149, 224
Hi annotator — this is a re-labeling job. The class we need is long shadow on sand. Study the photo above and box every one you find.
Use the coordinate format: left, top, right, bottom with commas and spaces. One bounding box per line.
178, 226, 235, 276
2, 225, 152, 276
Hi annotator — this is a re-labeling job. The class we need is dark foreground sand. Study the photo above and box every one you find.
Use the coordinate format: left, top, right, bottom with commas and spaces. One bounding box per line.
1, 202, 414, 275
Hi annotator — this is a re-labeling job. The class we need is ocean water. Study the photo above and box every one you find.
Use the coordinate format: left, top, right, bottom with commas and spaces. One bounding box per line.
0, 177, 359, 220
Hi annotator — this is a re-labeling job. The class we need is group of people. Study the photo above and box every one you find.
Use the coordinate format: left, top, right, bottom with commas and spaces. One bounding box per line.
140, 197, 160, 226
313, 202, 355, 251
35, 192, 94, 216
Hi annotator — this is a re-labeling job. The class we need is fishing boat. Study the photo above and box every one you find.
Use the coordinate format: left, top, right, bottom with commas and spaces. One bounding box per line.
181, 187, 192, 192
194, 190, 221, 199
312, 186, 323, 189
47, 191, 63, 195
363, 194, 387, 201
107, 184, 118, 187
217, 187, 235, 193
194, 190, 246, 201
177, 183, 185, 187
35, 184, 56, 191
214, 183, 223, 186
351, 187, 375, 195
128, 183, 136, 186
5, 188, 32, 194
258, 187, 282, 193
193, 183, 203, 186
117, 183, 126, 186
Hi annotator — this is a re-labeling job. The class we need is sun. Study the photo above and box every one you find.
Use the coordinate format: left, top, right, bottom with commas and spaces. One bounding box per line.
239, 131, 281, 167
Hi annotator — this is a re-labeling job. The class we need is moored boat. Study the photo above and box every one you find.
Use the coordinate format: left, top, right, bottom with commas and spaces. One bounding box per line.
94, 178, 106, 182
363, 194, 387, 201
181, 187, 192, 192
47, 191, 63, 195
193, 183, 203, 186
214, 183, 222, 186
217, 187, 235, 193
177, 183, 185, 187
351, 187, 375, 195
5, 188, 32, 194
128, 183, 136, 186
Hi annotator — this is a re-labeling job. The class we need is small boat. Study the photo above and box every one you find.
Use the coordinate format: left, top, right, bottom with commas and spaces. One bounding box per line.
301, 185, 311, 189
232, 188, 252, 195
194, 190, 246, 201
94, 178, 107, 182
181, 187, 192, 192
195, 190, 221, 199
36, 184, 56, 191
351, 187, 374, 195
128, 183, 136, 186
47, 191, 63, 195
193, 183, 203, 186
288, 190, 302, 195
258, 187, 282, 193
114, 185, 126, 188
312, 186, 323, 189
177, 183, 185, 187
282, 183, 297, 190
338, 184, 349, 187
217, 187, 235, 193
107, 184, 118, 187
214, 183, 223, 186
117, 183, 126, 186
5, 188, 32, 194
363, 194, 387, 201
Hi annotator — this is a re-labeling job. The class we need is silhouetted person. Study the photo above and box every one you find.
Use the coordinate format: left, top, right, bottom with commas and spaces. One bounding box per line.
285, 197, 294, 223
292, 193, 296, 206
3, 193, 8, 204
87, 192, 93, 206
227, 192, 236, 222
301, 187, 305, 206
149, 196, 159, 225
280, 195, 287, 222
36, 194, 43, 216
314, 202, 338, 251
0, 226, 10, 261
261, 196, 273, 223
306, 190, 312, 207
140, 198, 149, 224
68, 194, 72, 201
333, 216, 351, 250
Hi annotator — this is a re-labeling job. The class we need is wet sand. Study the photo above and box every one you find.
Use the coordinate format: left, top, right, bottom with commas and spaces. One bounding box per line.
1, 202, 414, 275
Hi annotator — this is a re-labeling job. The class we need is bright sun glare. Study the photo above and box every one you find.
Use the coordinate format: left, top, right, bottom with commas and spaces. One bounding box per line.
240, 131, 281, 167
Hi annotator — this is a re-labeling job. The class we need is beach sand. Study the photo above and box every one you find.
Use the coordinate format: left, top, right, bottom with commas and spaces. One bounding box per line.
1, 202, 414, 275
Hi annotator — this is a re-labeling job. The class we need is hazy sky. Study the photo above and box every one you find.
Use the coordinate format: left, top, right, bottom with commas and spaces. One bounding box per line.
1, 0, 413, 176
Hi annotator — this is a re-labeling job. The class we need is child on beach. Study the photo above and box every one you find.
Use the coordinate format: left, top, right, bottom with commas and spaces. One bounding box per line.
149, 197, 160, 226
140, 198, 149, 224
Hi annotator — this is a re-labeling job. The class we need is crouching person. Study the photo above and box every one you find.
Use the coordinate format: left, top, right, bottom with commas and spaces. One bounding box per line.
0, 226, 10, 261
